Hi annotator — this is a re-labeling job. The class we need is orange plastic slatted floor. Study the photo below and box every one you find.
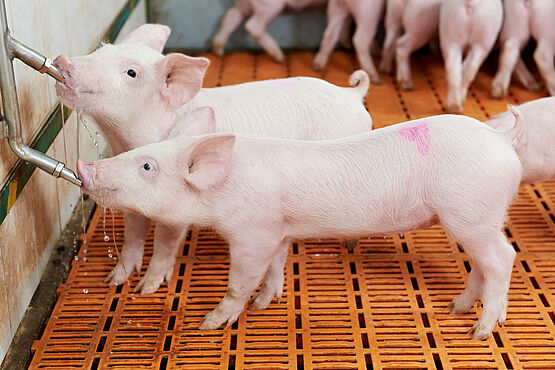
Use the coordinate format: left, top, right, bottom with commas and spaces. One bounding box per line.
30, 52, 555, 369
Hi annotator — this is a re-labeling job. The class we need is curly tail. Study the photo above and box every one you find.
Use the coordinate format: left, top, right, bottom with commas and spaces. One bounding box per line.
348, 70, 370, 100
501, 104, 523, 144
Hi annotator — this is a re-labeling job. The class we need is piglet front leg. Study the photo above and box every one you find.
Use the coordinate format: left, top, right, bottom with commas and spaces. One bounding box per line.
135, 223, 188, 295
200, 237, 286, 330
105, 213, 151, 285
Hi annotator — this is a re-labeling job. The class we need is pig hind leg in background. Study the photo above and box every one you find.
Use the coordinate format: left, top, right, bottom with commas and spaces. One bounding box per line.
531, 0, 555, 96
314, 0, 385, 84
491, 0, 541, 99
213, 0, 326, 63
212, 0, 251, 57
379, 0, 406, 75
440, 0, 503, 113
395, 0, 442, 90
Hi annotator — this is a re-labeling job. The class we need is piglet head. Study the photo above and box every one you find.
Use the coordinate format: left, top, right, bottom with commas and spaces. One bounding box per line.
53, 24, 210, 149
77, 126, 236, 226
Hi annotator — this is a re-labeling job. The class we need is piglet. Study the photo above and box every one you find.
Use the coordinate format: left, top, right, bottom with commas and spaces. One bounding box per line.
313, 0, 385, 84
379, 0, 443, 89
213, 0, 327, 63
78, 106, 523, 340
486, 97, 555, 184
439, 0, 503, 113
53, 24, 372, 295
491, 0, 555, 98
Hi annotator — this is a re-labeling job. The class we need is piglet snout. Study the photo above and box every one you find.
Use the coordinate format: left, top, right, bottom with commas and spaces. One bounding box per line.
53, 55, 73, 78
77, 159, 95, 191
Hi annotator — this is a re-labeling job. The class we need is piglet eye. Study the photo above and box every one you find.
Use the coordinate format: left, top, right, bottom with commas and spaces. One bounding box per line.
143, 162, 154, 172
127, 69, 137, 78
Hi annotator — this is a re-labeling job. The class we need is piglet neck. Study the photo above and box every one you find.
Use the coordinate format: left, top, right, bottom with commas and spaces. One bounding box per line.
96, 106, 178, 154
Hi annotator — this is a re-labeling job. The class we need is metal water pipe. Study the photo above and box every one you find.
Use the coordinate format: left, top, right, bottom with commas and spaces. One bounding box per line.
0, 0, 81, 186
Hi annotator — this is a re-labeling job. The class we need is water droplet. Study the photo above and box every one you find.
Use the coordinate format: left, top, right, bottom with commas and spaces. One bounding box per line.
84, 272, 88, 276
139, 333, 143, 338
74, 256, 79, 261
400, 233, 404, 238
108, 254, 113, 258
131, 294, 136, 300
82, 256, 87, 262
95, 131, 100, 136
108, 249, 113, 253
104, 235, 110, 242
383, 235, 386, 239
83, 249, 87, 253
127, 319, 132, 324
83, 289, 88, 294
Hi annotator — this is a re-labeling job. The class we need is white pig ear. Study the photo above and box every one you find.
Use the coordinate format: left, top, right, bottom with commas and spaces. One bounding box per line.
182, 134, 235, 190
120, 24, 171, 53
158, 53, 210, 108
170, 107, 217, 138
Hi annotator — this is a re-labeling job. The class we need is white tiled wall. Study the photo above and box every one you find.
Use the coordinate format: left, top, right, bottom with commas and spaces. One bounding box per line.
0, 0, 147, 362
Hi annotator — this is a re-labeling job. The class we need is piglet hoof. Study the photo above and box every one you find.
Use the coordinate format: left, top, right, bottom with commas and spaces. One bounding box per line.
399, 79, 414, 91
199, 308, 240, 330
269, 50, 285, 64
134, 274, 163, 295
448, 294, 476, 314
446, 102, 463, 114
379, 61, 393, 75
369, 74, 382, 85
105, 259, 140, 286
491, 81, 507, 99
525, 80, 541, 92
313, 56, 327, 72
468, 322, 491, 341
249, 288, 282, 310
212, 41, 225, 57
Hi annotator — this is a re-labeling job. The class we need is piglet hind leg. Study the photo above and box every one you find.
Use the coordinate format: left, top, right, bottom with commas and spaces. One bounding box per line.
460, 45, 490, 103
134, 223, 188, 295
491, 39, 525, 99
533, 40, 555, 96
199, 237, 284, 330
249, 243, 288, 310
105, 213, 151, 286
313, 2, 350, 72
213, 7, 247, 56
442, 46, 463, 113
244, 4, 286, 63
446, 224, 515, 340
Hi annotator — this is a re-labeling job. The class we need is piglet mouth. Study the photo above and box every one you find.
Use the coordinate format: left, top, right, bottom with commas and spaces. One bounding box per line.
55, 82, 97, 104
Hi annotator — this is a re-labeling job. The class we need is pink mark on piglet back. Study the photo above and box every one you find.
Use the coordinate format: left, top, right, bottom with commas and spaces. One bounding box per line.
398, 122, 430, 156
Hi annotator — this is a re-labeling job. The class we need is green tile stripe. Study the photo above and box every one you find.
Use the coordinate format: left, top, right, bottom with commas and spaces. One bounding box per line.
0, 0, 142, 226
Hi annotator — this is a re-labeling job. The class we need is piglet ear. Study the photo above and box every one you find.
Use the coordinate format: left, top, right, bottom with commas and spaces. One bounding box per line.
182, 134, 235, 190
170, 107, 217, 138
158, 53, 210, 108
120, 24, 171, 53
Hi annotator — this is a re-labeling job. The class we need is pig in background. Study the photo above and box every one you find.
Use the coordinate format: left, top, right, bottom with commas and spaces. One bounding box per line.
77, 106, 523, 340
491, 0, 555, 99
314, 0, 385, 84
486, 97, 555, 184
440, 0, 503, 113
212, 0, 327, 63
53, 23, 372, 295
379, 0, 443, 90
